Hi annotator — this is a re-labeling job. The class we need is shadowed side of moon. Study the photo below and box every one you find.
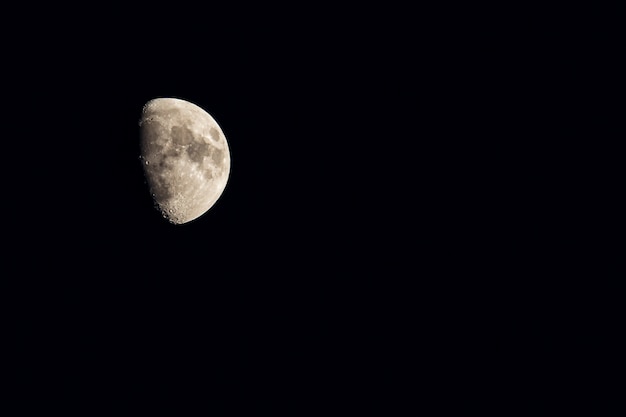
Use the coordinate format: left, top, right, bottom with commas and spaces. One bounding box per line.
139, 98, 230, 224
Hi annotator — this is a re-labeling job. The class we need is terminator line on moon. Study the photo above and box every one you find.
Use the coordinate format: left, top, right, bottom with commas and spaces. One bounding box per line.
139, 98, 231, 224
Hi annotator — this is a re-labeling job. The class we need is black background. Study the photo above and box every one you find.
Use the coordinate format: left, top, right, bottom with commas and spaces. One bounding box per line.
2, 4, 609, 416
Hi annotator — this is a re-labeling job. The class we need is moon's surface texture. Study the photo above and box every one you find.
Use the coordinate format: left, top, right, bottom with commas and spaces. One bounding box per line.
139, 98, 230, 224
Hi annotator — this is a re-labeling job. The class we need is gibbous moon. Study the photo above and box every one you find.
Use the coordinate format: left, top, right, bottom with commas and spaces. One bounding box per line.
139, 98, 231, 224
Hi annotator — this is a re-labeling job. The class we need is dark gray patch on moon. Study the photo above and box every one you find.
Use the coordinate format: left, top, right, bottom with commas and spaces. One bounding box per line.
209, 127, 220, 141
164, 147, 181, 159
186, 140, 210, 164
210, 148, 224, 165
171, 125, 194, 146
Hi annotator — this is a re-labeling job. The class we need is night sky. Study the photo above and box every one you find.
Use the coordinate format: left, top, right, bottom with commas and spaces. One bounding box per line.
3, 5, 582, 416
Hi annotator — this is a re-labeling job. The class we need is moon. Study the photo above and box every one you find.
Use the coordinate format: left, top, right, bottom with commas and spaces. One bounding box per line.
139, 98, 231, 224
